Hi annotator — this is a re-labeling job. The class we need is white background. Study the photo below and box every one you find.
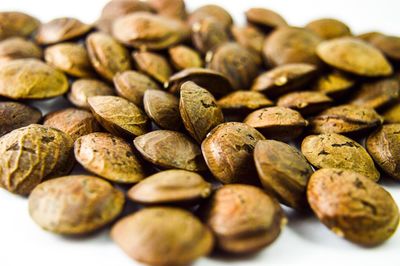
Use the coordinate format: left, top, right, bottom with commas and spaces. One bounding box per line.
1, 0, 400, 265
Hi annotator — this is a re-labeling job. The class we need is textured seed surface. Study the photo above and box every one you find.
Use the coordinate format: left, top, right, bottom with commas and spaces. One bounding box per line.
263, 27, 322, 67
134, 130, 206, 172
167, 67, 232, 97
301, 133, 380, 181
29, 175, 125, 234
44, 42, 94, 78
75, 132, 145, 183
201, 122, 265, 183
349, 78, 400, 110
307, 168, 399, 246
312, 70, 355, 97
203, 184, 285, 254
254, 140, 313, 209
231, 25, 265, 60
133, 51, 172, 84
0, 12, 40, 40
111, 207, 214, 266
88, 96, 149, 138
127, 169, 212, 204
0, 102, 42, 137
168, 45, 203, 70
366, 124, 400, 180
114, 70, 161, 107
209, 42, 259, 90
112, 12, 189, 50
180, 81, 224, 143
68, 79, 114, 110
251, 63, 317, 97
36, 17, 91, 45
191, 16, 229, 54
217, 91, 273, 114
317, 37, 393, 77
0, 37, 42, 62
43, 108, 100, 141
305, 18, 351, 40
245, 8, 287, 30
277, 91, 333, 115
363, 33, 400, 61
149, 0, 187, 20
0, 125, 73, 195
0, 59, 68, 100
86, 32, 131, 81
188, 4, 233, 29
143, 89, 182, 130
309, 104, 383, 135
244, 106, 308, 141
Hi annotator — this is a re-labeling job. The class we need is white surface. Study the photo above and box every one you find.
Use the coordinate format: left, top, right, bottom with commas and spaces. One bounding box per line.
1, 0, 400, 266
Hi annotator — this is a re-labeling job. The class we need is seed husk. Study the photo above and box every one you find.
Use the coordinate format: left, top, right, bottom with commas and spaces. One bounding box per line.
75, 132, 145, 183
168, 45, 203, 70
202, 184, 285, 254
127, 169, 212, 205
68, 79, 114, 110
0, 37, 42, 62
307, 168, 399, 246
217, 91, 274, 114
245, 8, 287, 31
366, 124, 400, 180
0, 59, 68, 100
191, 16, 229, 54
29, 175, 125, 234
305, 18, 351, 40
134, 130, 207, 172
111, 207, 214, 266
312, 70, 356, 98
133, 51, 172, 84
301, 133, 380, 181
201, 122, 265, 183
0, 12, 40, 40
277, 91, 333, 116
0, 102, 42, 137
88, 95, 149, 138
188, 4, 233, 29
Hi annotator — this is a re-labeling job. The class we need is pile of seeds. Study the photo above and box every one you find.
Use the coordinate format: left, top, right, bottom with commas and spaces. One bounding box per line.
1, 0, 400, 265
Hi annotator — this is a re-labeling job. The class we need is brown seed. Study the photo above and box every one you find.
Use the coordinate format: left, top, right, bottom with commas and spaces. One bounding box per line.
217, 91, 274, 114
188, 4, 233, 29
245, 8, 287, 31
148, 0, 187, 20
43, 108, 100, 141
201, 122, 265, 183
191, 16, 229, 54
166, 67, 232, 98
309, 104, 383, 135
263, 27, 322, 67
134, 130, 206, 171
113, 70, 161, 107
364, 33, 400, 61
382, 102, 400, 124
277, 91, 333, 116
254, 140, 313, 209
305, 18, 351, 40
168, 45, 203, 70
301, 133, 380, 181
88, 95, 149, 138
127, 169, 212, 205
86, 32, 132, 81
0, 125, 73, 195
209, 42, 259, 90
244, 106, 308, 141
96, 0, 152, 33
312, 70, 355, 98
68, 79, 114, 110
231, 25, 265, 64
349, 78, 400, 110
75, 132, 145, 183
366, 124, 400, 180
0, 102, 42, 137
143, 89, 182, 130
111, 207, 214, 266
44, 42, 95, 78
29, 175, 125, 234
0, 59, 68, 100
179, 81, 224, 143
316, 37, 393, 77
307, 168, 399, 246
251, 63, 317, 98
36, 17, 91, 45
112, 12, 190, 50
0, 12, 40, 40
133, 51, 172, 84
0, 37, 42, 62
202, 184, 285, 254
